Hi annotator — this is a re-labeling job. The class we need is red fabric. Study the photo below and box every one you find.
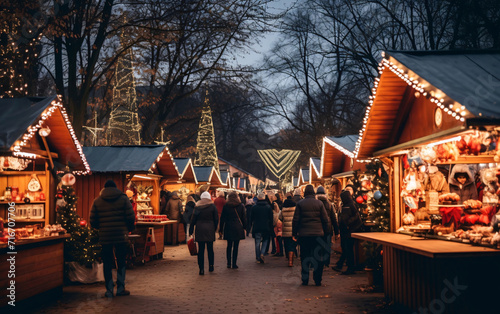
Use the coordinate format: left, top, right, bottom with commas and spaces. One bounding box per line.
439, 206, 462, 226
187, 237, 197, 256
214, 196, 226, 217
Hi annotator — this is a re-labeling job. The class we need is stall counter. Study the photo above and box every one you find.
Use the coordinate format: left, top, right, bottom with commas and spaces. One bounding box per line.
352, 232, 500, 313
0, 234, 69, 307
134, 221, 176, 261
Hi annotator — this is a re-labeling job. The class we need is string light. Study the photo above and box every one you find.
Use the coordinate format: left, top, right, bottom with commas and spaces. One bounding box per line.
194, 94, 220, 174
354, 53, 471, 158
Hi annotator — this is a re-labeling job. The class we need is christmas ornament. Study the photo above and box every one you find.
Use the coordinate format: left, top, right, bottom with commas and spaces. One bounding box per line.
24, 197, 30, 203
356, 196, 364, 204
374, 190, 383, 200
28, 174, 42, 192
61, 172, 76, 186
363, 195, 368, 201
79, 220, 87, 227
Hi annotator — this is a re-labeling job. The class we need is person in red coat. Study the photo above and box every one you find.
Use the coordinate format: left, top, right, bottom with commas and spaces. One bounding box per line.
214, 191, 226, 239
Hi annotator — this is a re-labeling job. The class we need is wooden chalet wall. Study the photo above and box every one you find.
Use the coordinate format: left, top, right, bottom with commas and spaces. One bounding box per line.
74, 173, 125, 222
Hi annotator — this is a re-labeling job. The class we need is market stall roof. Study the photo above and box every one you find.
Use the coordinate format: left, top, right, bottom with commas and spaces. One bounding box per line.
320, 135, 357, 178
309, 157, 321, 183
193, 166, 224, 186
218, 157, 254, 177
83, 145, 180, 179
0, 95, 89, 173
220, 170, 231, 187
298, 168, 309, 185
355, 50, 500, 159
293, 177, 299, 187
173, 158, 197, 184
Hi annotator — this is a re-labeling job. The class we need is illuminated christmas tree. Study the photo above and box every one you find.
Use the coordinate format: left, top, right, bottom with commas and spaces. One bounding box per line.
366, 160, 390, 232
0, 1, 42, 98
106, 29, 141, 145
194, 93, 219, 173
56, 186, 101, 266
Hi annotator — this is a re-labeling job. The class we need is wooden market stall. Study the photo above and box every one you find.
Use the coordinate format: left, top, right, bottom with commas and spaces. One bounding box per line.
78, 145, 180, 261
193, 166, 225, 196
353, 50, 500, 312
0, 95, 90, 307
309, 157, 322, 187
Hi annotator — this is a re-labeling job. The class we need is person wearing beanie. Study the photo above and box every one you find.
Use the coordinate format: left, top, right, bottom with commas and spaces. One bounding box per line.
90, 180, 135, 298
292, 188, 302, 204
316, 186, 339, 268
292, 184, 329, 286
189, 191, 218, 275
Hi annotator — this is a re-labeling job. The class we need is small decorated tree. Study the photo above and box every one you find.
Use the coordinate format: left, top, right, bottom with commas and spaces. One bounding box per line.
366, 160, 390, 232
56, 185, 101, 267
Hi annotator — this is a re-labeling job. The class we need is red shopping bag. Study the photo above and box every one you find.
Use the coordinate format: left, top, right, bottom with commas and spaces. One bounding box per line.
187, 237, 197, 256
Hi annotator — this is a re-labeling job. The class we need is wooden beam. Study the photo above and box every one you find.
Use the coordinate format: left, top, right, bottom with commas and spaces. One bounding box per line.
41, 136, 54, 170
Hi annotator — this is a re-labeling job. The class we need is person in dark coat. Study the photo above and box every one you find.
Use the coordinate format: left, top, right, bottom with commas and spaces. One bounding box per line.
250, 192, 273, 263
292, 185, 329, 286
280, 193, 297, 266
448, 164, 478, 203
90, 180, 135, 298
245, 196, 254, 236
292, 188, 302, 204
316, 186, 339, 268
214, 191, 226, 239
165, 191, 183, 245
182, 194, 196, 242
159, 190, 171, 216
219, 191, 246, 269
189, 191, 218, 275
332, 189, 363, 275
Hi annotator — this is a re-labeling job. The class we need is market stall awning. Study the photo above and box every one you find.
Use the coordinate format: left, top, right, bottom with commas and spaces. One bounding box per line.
355, 50, 500, 159
173, 158, 197, 184
83, 145, 180, 179
320, 135, 358, 177
193, 166, 224, 186
309, 157, 321, 183
0, 95, 89, 173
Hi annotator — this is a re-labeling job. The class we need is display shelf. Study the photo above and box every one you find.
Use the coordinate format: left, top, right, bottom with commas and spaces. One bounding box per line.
0, 201, 46, 204
435, 154, 496, 164
12, 219, 46, 223
136, 199, 151, 202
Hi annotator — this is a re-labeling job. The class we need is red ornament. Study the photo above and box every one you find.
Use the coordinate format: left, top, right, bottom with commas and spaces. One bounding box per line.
356, 196, 364, 204
79, 220, 87, 227
363, 195, 368, 201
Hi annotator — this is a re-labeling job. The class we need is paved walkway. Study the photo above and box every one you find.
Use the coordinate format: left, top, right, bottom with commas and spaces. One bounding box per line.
22, 237, 396, 313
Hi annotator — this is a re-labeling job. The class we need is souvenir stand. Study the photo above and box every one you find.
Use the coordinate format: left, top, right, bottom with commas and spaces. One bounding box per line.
78, 145, 180, 262
160, 158, 198, 244
0, 96, 90, 306
351, 50, 500, 313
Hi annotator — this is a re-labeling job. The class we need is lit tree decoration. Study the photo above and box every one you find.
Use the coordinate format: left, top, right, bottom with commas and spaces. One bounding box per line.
0, 2, 42, 98
106, 29, 141, 145
365, 159, 390, 232
194, 93, 219, 174
83, 111, 104, 146
56, 185, 101, 266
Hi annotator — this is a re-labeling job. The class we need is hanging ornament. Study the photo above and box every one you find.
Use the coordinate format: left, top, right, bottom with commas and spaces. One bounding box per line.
356, 196, 364, 204
363, 194, 368, 201
61, 170, 76, 186
79, 220, 87, 227
374, 190, 383, 200
28, 174, 42, 192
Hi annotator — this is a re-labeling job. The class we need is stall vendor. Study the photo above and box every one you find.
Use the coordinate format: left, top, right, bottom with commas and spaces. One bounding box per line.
448, 164, 478, 203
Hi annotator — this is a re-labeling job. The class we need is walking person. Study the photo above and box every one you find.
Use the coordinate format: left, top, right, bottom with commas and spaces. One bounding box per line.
189, 191, 219, 275
90, 180, 135, 298
332, 189, 363, 275
316, 186, 339, 268
219, 191, 246, 269
166, 191, 183, 245
182, 194, 196, 242
214, 191, 226, 239
250, 192, 273, 263
292, 185, 329, 286
280, 193, 297, 266
245, 196, 254, 236
292, 188, 302, 204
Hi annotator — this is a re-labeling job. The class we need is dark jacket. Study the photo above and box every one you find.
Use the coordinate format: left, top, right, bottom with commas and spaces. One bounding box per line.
245, 204, 253, 231
448, 164, 478, 203
189, 199, 218, 242
317, 194, 339, 236
220, 203, 246, 241
292, 195, 329, 237
183, 196, 196, 224
292, 194, 302, 204
251, 200, 273, 238
166, 194, 183, 221
90, 187, 135, 245
339, 190, 363, 236
280, 198, 296, 238
159, 191, 171, 216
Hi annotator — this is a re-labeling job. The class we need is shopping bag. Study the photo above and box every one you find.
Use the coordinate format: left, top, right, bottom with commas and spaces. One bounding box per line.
187, 236, 197, 256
